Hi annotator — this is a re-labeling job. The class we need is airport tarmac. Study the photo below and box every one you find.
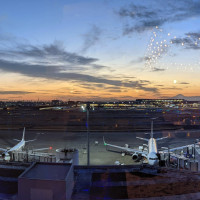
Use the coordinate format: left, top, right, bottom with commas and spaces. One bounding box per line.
0, 129, 199, 165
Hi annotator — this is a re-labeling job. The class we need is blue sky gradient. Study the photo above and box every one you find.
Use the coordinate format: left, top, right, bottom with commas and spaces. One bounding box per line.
0, 0, 200, 100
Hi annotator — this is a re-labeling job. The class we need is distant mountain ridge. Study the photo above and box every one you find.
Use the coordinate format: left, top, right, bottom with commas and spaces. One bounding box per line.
171, 94, 200, 101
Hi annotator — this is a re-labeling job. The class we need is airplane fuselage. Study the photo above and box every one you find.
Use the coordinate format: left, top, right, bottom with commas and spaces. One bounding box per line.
148, 138, 157, 153
147, 138, 159, 165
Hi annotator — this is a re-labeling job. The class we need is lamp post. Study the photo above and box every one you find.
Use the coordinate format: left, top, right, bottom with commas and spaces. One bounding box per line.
86, 103, 90, 166
194, 142, 196, 162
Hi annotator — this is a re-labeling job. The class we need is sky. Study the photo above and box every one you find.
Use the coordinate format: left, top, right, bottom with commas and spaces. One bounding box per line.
0, 0, 200, 101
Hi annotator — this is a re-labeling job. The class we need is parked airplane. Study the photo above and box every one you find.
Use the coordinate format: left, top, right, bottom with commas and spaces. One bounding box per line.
103, 119, 168, 165
0, 127, 36, 161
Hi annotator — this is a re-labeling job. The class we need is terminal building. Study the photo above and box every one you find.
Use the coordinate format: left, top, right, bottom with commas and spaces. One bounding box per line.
80, 99, 187, 110
135, 99, 186, 107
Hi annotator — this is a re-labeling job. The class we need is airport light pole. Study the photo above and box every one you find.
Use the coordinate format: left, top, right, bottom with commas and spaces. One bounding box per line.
194, 139, 199, 162
86, 103, 90, 166
194, 142, 196, 162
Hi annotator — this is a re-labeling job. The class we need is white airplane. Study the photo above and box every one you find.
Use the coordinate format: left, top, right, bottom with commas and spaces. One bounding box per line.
0, 127, 36, 161
103, 119, 168, 166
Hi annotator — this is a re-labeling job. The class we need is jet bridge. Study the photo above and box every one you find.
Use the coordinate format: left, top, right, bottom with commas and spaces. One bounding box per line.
163, 144, 200, 172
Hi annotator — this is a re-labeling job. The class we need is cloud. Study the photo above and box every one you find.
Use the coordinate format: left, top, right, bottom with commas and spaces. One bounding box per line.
131, 56, 150, 64
139, 80, 151, 84
78, 83, 106, 90
0, 36, 159, 94
69, 91, 82, 95
118, 4, 157, 19
0, 91, 34, 95
171, 32, 200, 50
0, 41, 98, 66
108, 89, 122, 93
117, 0, 200, 34
0, 39, 113, 75
161, 87, 182, 90
0, 59, 158, 93
81, 25, 102, 52
179, 82, 190, 85
111, 76, 136, 79
119, 96, 135, 99
151, 67, 166, 72
186, 32, 200, 39
91, 64, 108, 70
106, 86, 121, 90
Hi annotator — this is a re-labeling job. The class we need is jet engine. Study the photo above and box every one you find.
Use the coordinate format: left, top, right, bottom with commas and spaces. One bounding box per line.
132, 153, 138, 160
2, 153, 11, 161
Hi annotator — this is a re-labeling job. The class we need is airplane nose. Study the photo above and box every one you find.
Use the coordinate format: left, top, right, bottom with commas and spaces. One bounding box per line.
149, 160, 158, 166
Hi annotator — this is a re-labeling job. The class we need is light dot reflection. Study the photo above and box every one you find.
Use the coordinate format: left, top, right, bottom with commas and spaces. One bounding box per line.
144, 26, 200, 72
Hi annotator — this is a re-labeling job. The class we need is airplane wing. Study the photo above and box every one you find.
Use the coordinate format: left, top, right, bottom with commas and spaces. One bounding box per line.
156, 136, 168, 141
160, 144, 194, 153
136, 137, 149, 141
0, 147, 7, 152
25, 139, 37, 143
103, 137, 147, 155
32, 147, 52, 152
13, 139, 21, 142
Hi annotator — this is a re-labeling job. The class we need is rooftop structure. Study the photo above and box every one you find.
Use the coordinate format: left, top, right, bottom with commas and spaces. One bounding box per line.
18, 162, 74, 200
72, 165, 200, 200
0, 160, 200, 199
20, 163, 71, 180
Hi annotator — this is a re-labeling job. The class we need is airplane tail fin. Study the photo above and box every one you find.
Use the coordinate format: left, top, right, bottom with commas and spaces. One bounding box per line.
103, 137, 107, 146
151, 120, 153, 138
22, 127, 25, 141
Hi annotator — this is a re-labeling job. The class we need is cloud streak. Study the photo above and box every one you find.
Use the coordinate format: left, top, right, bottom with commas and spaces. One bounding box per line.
0, 41, 98, 66
179, 82, 190, 85
81, 25, 102, 52
0, 59, 158, 93
171, 32, 200, 50
0, 35, 159, 94
151, 67, 166, 72
117, 0, 200, 34
0, 91, 34, 95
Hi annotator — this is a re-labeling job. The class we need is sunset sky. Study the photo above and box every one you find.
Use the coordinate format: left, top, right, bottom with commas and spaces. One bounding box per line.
0, 0, 200, 101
